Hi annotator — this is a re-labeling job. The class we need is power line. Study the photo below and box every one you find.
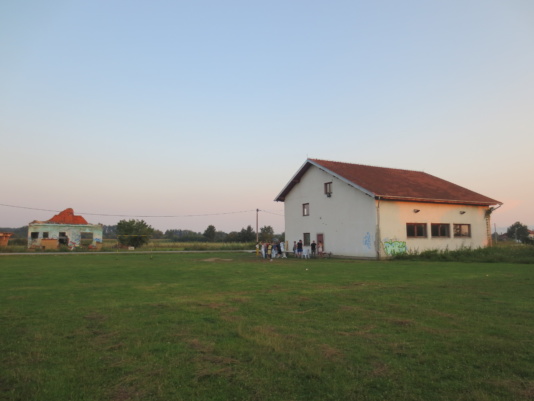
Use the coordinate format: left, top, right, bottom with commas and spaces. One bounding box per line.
260, 209, 284, 217
0, 203, 284, 219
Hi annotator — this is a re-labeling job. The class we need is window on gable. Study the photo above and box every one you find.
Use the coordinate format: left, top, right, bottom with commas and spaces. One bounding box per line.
302, 203, 310, 216
454, 224, 471, 237
406, 223, 427, 238
431, 223, 450, 238
324, 182, 332, 197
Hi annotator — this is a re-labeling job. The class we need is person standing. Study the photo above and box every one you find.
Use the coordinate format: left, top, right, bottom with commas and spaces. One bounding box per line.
318, 241, 323, 258
297, 240, 303, 258
260, 242, 266, 259
311, 240, 317, 258
280, 241, 287, 258
267, 242, 273, 261
293, 241, 297, 257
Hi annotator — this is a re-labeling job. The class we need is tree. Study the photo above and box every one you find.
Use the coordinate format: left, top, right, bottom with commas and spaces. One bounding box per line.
214, 230, 228, 242
152, 229, 164, 240
203, 225, 216, 242
117, 219, 154, 248
102, 225, 117, 239
259, 225, 274, 242
238, 225, 256, 242
506, 222, 530, 243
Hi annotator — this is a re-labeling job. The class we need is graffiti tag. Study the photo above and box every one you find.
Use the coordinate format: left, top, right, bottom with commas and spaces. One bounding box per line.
383, 240, 407, 256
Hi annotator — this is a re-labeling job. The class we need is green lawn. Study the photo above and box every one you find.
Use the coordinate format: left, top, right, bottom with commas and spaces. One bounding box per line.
1, 253, 533, 401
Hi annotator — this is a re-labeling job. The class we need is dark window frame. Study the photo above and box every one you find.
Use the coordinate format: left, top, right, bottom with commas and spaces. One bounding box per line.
454, 224, 471, 238
302, 203, 310, 216
431, 223, 450, 238
303, 233, 311, 246
406, 223, 427, 238
30, 232, 39, 239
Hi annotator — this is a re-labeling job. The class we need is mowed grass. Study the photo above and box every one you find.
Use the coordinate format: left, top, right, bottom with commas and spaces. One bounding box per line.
1, 253, 533, 401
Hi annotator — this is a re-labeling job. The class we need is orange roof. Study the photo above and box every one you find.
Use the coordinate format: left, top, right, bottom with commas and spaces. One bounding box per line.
275, 159, 501, 206
47, 208, 89, 225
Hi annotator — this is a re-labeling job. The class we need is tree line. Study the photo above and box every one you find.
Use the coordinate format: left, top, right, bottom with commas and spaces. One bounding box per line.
111, 220, 283, 248
3, 220, 530, 248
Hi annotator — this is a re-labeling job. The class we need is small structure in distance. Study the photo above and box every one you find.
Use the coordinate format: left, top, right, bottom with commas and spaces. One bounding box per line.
0, 232, 13, 247
27, 208, 103, 250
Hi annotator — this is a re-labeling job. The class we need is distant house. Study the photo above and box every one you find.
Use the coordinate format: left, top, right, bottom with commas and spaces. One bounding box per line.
275, 159, 502, 259
0, 233, 13, 247
27, 208, 103, 250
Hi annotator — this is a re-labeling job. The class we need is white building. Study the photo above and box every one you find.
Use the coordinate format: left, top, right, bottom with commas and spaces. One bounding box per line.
28, 208, 103, 250
275, 159, 501, 259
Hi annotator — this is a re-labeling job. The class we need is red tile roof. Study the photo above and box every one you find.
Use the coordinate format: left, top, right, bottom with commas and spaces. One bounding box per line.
275, 159, 501, 206
47, 208, 89, 225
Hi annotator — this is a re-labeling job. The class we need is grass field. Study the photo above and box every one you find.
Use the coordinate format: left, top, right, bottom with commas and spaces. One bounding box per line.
1, 253, 533, 401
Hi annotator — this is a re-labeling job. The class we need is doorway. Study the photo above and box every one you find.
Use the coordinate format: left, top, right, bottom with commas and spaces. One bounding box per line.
317, 233, 324, 248
58, 232, 69, 246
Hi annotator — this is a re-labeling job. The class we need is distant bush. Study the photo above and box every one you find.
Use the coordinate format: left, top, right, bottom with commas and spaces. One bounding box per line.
392, 243, 534, 263
9, 238, 27, 246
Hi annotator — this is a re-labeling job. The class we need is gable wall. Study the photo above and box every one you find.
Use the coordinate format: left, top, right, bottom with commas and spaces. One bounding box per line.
283, 165, 377, 257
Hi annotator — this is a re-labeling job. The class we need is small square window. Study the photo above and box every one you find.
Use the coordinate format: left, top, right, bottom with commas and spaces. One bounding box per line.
302, 203, 310, 216
406, 223, 427, 238
43, 232, 49, 239
31, 232, 39, 239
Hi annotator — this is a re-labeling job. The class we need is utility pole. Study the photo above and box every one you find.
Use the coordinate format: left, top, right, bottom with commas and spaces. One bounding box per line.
256, 209, 259, 242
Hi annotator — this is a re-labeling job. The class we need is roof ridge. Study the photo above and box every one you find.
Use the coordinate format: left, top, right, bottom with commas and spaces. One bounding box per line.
309, 158, 426, 174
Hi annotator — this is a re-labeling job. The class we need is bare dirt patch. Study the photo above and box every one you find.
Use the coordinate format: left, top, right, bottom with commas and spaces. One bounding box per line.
202, 258, 233, 262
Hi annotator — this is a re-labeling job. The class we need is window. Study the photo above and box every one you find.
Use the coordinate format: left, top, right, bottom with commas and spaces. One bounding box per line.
43, 232, 49, 239
303, 233, 310, 246
406, 223, 427, 238
81, 232, 94, 246
302, 203, 310, 216
431, 224, 450, 238
30, 232, 39, 239
59, 232, 68, 245
324, 182, 332, 197
454, 224, 471, 237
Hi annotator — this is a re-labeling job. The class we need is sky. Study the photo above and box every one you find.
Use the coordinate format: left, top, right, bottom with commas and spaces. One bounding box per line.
1, 0, 533, 234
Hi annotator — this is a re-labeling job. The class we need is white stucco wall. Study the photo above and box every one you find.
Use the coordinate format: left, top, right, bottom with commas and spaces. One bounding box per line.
282, 166, 377, 258
378, 201, 490, 257
28, 223, 103, 249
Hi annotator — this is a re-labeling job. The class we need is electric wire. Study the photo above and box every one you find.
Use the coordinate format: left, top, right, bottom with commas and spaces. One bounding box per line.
0, 203, 284, 219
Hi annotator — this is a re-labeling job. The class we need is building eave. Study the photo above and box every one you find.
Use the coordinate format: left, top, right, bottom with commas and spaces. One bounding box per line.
376, 195, 502, 207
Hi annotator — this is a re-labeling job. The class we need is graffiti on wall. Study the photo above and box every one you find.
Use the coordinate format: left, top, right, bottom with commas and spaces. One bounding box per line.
383, 240, 407, 256
363, 232, 372, 249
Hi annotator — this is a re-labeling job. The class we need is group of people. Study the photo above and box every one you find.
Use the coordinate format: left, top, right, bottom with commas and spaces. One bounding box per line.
292, 239, 324, 258
257, 241, 287, 260
256, 239, 325, 260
